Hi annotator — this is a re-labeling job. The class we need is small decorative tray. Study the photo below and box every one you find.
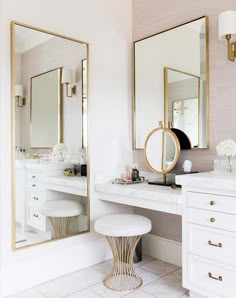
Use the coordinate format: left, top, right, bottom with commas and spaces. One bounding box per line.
113, 177, 145, 185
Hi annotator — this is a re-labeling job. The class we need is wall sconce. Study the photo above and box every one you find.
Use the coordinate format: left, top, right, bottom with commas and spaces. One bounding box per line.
15, 85, 25, 107
61, 68, 76, 97
219, 10, 236, 62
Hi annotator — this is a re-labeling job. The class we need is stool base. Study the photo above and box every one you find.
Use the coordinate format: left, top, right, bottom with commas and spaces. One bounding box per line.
104, 235, 143, 291
49, 215, 79, 239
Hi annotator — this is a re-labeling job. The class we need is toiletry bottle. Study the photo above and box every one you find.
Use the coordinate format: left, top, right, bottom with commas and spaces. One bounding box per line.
131, 164, 139, 182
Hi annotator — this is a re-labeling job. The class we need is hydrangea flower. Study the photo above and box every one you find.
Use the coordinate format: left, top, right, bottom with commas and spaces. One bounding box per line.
216, 139, 236, 157
53, 143, 67, 154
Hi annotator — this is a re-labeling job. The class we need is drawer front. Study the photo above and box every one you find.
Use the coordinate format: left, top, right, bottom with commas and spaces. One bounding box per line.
28, 190, 45, 208
187, 192, 236, 214
28, 207, 46, 231
187, 208, 236, 232
188, 254, 236, 297
27, 171, 43, 182
188, 224, 236, 266
27, 180, 45, 191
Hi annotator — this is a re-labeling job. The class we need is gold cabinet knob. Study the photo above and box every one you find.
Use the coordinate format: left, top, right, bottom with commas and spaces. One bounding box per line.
210, 201, 215, 206
210, 217, 215, 222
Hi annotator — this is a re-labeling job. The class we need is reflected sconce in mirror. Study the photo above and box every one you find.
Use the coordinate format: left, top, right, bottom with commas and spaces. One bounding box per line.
61, 68, 76, 97
219, 10, 236, 62
15, 84, 25, 107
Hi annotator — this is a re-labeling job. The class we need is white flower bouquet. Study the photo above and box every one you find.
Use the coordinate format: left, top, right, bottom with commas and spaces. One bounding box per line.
216, 139, 236, 173
53, 143, 67, 161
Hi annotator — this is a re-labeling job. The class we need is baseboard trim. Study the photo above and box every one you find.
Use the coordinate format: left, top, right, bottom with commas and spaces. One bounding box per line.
142, 234, 182, 267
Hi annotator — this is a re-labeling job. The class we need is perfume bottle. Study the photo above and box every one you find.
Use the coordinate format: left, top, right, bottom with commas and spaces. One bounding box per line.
131, 164, 139, 181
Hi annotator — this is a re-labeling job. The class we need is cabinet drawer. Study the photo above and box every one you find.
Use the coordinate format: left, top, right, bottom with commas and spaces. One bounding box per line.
188, 224, 236, 266
28, 207, 46, 231
188, 254, 236, 297
187, 208, 236, 232
27, 181, 45, 191
27, 171, 43, 182
28, 190, 45, 207
187, 192, 236, 214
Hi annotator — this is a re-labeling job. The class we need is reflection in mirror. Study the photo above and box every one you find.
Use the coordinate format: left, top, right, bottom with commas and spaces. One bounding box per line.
12, 22, 89, 249
31, 68, 62, 148
134, 17, 208, 149
165, 68, 200, 148
144, 125, 180, 185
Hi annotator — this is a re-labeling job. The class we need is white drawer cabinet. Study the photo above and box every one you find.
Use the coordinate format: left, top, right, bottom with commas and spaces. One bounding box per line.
26, 170, 47, 231
28, 206, 46, 231
188, 224, 236, 266
187, 208, 236, 233
188, 254, 236, 298
187, 192, 236, 215
176, 173, 236, 298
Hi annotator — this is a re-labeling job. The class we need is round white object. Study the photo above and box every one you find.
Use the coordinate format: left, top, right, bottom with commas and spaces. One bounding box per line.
41, 200, 84, 217
95, 214, 152, 237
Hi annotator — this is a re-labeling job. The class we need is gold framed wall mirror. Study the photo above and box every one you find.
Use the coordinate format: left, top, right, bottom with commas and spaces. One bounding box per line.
11, 21, 90, 250
133, 16, 209, 150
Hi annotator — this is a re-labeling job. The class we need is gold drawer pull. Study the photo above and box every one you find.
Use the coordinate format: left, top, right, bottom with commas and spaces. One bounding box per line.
210, 201, 215, 206
208, 272, 223, 281
210, 217, 215, 222
208, 240, 222, 248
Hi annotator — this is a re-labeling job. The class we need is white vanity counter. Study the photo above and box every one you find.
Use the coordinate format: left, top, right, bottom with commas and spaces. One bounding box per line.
96, 182, 182, 215
46, 176, 87, 197
176, 172, 236, 192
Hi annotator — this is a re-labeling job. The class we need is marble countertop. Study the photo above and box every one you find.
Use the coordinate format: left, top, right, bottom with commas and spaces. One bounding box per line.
176, 172, 236, 191
46, 176, 87, 189
95, 182, 182, 215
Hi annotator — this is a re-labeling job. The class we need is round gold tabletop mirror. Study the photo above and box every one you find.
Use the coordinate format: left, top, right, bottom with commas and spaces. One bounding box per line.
144, 123, 180, 186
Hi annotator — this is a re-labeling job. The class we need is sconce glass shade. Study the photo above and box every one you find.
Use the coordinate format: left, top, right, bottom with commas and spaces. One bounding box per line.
61, 68, 73, 84
15, 84, 23, 97
219, 10, 236, 41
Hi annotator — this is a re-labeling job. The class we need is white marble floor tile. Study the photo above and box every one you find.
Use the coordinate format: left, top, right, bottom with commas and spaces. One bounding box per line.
123, 289, 156, 298
134, 256, 155, 268
140, 258, 179, 276
135, 267, 160, 286
142, 269, 187, 298
35, 267, 105, 298
89, 282, 132, 298
65, 289, 101, 298
6, 289, 44, 298
93, 260, 113, 275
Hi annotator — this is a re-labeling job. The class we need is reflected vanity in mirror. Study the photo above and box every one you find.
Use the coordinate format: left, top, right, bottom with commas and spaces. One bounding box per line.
134, 16, 209, 149
11, 22, 89, 249
144, 122, 180, 186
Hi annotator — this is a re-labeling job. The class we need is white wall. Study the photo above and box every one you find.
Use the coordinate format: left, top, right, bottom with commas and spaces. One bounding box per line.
0, 0, 133, 296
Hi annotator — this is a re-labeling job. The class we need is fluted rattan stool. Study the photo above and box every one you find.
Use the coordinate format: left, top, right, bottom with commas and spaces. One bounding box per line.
41, 200, 84, 239
95, 214, 151, 291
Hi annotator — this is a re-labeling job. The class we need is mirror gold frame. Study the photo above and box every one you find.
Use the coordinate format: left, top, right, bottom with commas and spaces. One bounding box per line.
11, 21, 90, 251
144, 125, 181, 175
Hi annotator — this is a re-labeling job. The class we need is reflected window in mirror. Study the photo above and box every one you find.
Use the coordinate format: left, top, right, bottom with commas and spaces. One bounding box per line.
134, 16, 209, 149
12, 22, 89, 250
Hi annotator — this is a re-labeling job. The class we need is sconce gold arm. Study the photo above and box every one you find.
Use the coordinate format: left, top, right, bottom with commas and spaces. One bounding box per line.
226, 34, 236, 62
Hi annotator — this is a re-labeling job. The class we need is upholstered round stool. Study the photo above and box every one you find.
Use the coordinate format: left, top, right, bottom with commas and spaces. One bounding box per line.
41, 200, 84, 239
95, 214, 152, 291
